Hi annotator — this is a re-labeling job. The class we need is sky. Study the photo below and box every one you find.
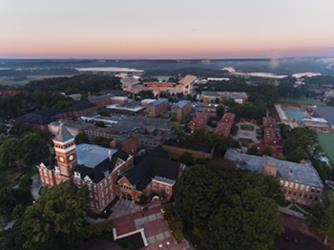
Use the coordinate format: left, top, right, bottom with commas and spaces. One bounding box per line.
1, 0, 334, 59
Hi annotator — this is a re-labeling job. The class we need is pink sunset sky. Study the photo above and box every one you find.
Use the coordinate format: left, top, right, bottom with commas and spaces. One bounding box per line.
1, 0, 334, 58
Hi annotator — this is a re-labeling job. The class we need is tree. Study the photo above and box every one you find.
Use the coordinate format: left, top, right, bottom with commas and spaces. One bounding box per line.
216, 105, 225, 118
186, 129, 240, 156
75, 133, 89, 145
16, 132, 49, 167
179, 152, 195, 165
174, 166, 283, 249
16, 182, 89, 250
287, 147, 309, 162
0, 132, 49, 168
263, 147, 272, 156
94, 136, 110, 148
0, 137, 19, 167
0, 187, 32, 217
247, 146, 260, 156
208, 189, 282, 250
308, 191, 334, 245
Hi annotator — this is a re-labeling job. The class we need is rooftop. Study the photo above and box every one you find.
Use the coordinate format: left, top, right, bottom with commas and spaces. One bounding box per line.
224, 149, 323, 188
53, 123, 74, 142
148, 98, 168, 107
173, 100, 192, 109
107, 101, 144, 113
76, 143, 117, 168
315, 106, 334, 126
81, 114, 172, 134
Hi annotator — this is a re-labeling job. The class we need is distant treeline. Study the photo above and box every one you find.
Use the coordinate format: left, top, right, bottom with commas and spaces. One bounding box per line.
24, 74, 121, 94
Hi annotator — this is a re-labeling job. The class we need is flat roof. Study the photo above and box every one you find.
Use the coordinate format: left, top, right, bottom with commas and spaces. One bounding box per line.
107, 102, 144, 112
225, 149, 323, 188
76, 144, 116, 168
81, 114, 172, 133
173, 100, 191, 109
315, 106, 334, 126
149, 98, 168, 106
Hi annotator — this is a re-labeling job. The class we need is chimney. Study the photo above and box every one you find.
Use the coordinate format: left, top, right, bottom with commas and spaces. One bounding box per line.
108, 150, 113, 161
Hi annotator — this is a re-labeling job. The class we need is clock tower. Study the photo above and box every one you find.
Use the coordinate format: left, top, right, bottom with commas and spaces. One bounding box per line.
53, 123, 77, 180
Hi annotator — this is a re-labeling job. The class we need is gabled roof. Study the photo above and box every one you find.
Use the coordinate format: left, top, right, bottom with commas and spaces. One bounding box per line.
122, 148, 180, 191
54, 123, 74, 142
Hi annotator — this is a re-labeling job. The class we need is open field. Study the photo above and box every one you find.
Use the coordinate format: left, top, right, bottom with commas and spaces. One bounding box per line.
240, 124, 255, 131
278, 98, 324, 107
317, 133, 334, 163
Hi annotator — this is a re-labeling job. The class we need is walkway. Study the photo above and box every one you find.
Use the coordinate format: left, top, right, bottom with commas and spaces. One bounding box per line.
110, 198, 142, 219
31, 174, 41, 201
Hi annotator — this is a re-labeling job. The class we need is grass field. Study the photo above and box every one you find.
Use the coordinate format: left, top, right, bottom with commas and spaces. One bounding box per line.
317, 133, 334, 163
278, 98, 324, 106
240, 124, 255, 131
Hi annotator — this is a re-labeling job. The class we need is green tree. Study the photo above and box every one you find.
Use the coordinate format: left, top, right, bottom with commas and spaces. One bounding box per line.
287, 147, 309, 162
208, 189, 282, 250
179, 152, 195, 165
263, 147, 272, 156
94, 136, 110, 148
0, 187, 32, 217
216, 105, 225, 118
0, 137, 19, 167
16, 133, 49, 167
75, 133, 89, 145
174, 166, 283, 249
308, 191, 334, 245
247, 146, 260, 156
17, 182, 89, 250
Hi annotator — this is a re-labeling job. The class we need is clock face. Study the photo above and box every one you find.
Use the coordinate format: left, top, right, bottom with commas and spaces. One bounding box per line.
59, 156, 64, 162
69, 155, 74, 161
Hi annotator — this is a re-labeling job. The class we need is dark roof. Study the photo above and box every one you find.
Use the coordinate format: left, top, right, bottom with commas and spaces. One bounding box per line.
76, 158, 115, 183
123, 148, 180, 191
42, 154, 57, 170
17, 100, 95, 125
112, 150, 130, 162
75, 150, 127, 183
17, 110, 57, 125
164, 139, 214, 154
65, 100, 95, 112
54, 123, 74, 142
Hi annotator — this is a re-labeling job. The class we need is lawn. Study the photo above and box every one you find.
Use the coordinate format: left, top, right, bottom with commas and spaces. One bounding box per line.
240, 124, 255, 131
238, 138, 254, 147
278, 97, 324, 106
317, 133, 334, 163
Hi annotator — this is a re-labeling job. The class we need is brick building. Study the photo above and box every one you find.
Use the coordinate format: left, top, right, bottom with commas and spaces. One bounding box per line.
199, 91, 248, 104
162, 139, 214, 160
117, 148, 183, 201
255, 116, 283, 156
187, 112, 210, 133
88, 95, 112, 108
144, 99, 169, 118
172, 100, 192, 122
17, 101, 97, 131
215, 112, 236, 138
37, 124, 134, 213
224, 149, 324, 206
110, 135, 140, 154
